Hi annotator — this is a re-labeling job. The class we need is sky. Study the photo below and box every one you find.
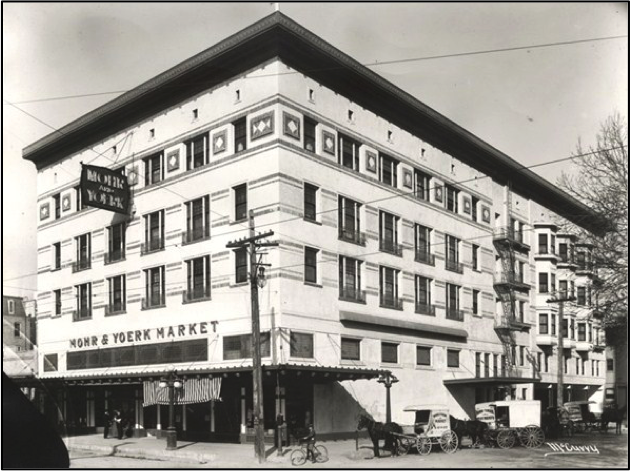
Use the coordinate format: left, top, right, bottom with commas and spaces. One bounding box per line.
2, 2, 628, 299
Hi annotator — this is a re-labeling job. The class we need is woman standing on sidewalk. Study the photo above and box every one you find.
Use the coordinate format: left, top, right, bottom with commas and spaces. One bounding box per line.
113, 410, 123, 439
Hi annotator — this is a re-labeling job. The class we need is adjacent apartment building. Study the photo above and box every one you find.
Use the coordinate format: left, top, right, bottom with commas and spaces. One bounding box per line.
23, 12, 608, 442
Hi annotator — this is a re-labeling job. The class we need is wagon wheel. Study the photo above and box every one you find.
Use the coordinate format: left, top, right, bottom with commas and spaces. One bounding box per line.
416, 436, 432, 456
396, 436, 412, 456
439, 431, 458, 454
497, 430, 516, 449
519, 425, 545, 448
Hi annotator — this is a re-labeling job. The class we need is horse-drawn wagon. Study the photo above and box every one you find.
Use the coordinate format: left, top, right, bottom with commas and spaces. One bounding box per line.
394, 405, 459, 456
475, 400, 545, 449
563, 401, 599, 434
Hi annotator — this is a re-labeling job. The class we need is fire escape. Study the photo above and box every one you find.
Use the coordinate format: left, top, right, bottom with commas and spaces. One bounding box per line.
492, 184, 533, 379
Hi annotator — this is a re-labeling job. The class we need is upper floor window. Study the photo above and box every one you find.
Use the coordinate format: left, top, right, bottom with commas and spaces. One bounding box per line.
551, 313, 557, 336
445, 185, 459, 213
559, 243, 568, 262
379, 211, 401, 256
53, 242, 61, 270
75, 283, 92, 321
7, 299, 15, 314
472, 244, 479, 271
186, 133, 209, 170
74, 233, 91, 272
304, 247, 319, 284
106, 222, 126, 264
75, 186, 88, 211
379, 153, 398, 187
539, 273, 549, 293
234, 118, 247, 153
381, 342, 398, 364
143, 266, 165, 309
144, 152, 163, 186
550, 234, 556, 254
447, 349, 460, 368
472, 289, 480, 315
578, 323, 587, 342
338, 196, 364, 246
414, 224, 434, 265
338, 133, 360, 171
379, 266, 401, 309
538, 234, 548, 254
445, 235, 462, 273
290, 332, 314, 358
417, 346, 432, 366
224, 332, 271, 360
107, 275, 126, 315
54, 289, 62, 317
415, 275, 433, 315
185, 255, 211, 302
304, 117, 317, 152
143, 210, 164, 254
414, 169, 431, 201
235, 248, 248, 284
304, 183, 318, 222
577, 286, 587, 306
234, 184, 248, 222
184, 195, 210, 244
445, 283, 462, 320
339, 256, 364, 303
13, 322, 20, 337
539, 313, 549, 334
471, 196, 479, 222
341, 338, 361, 361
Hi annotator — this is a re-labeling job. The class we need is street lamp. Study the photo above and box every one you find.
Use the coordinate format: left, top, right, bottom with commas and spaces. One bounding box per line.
159, 370, 183, 450
377, 373, 399, 423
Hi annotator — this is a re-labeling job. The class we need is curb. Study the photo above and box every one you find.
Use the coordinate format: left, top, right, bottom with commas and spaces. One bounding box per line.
66, 442, 216, 464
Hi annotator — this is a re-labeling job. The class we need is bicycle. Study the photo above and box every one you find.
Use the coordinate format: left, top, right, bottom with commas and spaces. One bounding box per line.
290, 442, 328, 465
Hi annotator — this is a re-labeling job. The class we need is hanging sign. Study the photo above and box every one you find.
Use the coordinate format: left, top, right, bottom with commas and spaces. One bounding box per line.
80, 164, 130, 214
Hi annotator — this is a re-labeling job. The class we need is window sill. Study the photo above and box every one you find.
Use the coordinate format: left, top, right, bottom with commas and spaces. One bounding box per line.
231, 282, 249, 288
380, 363, 402, 369
182, 296, 212, 305
304, 281, 322, 288
303, 218, 322, 226
141, 304, 166, 311
415, 365, 434, 371
51, 267, 61, 272
73, 316, 92, 323
141, 247, 165, 256
340, 360, 364, 366
105, 310, 127, 317
339, 296, 367, 305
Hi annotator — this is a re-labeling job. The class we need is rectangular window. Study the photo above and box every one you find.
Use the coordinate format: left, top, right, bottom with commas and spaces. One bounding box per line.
304, 183, 318, 222
414, 169, 431, 201
417, 346, 432, 366
414, 224, 433, 265
380, 153, 398, 187
472, 244, 479, 271
143, 210, 164, 254
415, 275, 432, 315
518, 301, 526, 323
381, 342, 398, 364
338, 133, 360, 170
75, 283, 92, 320
304, 247, 318, 284
74, 233, 91, 272
185, 196, 210, 244
550, 273, 556, 294
235, 248, 248, 284
106, 222, 126, 264
234, 118, 247, 152
143, 266, 165, 309
53, 242, 61, 270
447, 349, 460, 368
539, 313, 549, 334
559, 280, 568, 298
570, 318, 575, 339
551, 314, 557, 336
144, 152, 163, 186
379, 266, 400, 309
550, 235, 556, 254
577, 286, 586, 306
75, 186, 88, 212
379, 211, 401, 255
54, 289, 62, 316
446, 283, 461, 320
445, 185, 459, 213
544, 353, 549, 373
607, 359, 614, 371
471, 196, 479, 222
290, 332, 314, 358
484, 353, 490, 377
519, 346, 525, 366
562, 319, 568, 338
185, 256, 211, 302
539, 273, 549, 293
338, 196, 364, 245
223, 333, 271, 360
107, 275, 126, 315
445, 235, 462, 273
339, 256, 364, 302
341, 338, 361, 361
234, 184, 247, 222
304, 117, 317, 152
538, 234, 548, 254
578, 323, 586, 342
186, 133, 208, 170
472, 289, 480, 315
54, 193, 61, 219
14, 322, 21, 337
493, 354, 499, 377
559, 243, 568, 262
475, 352, 482, 377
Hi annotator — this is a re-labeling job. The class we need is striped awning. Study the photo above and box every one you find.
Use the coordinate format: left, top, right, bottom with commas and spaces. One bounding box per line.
143, 377, 221, 406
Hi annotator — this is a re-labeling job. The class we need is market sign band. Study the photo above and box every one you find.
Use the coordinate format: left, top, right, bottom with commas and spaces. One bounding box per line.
80, 164, 130, 214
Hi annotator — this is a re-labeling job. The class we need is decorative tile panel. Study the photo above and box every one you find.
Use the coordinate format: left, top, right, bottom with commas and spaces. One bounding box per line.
62, 194, 72, 212
167, 149, 180, 172
435, 185, 443, 203
250, 111, 274, 140
40, 203, 50, 221
402, 168, 413, 188
462, 196, 471, 215
366, 150, 377, 173
282, 112, 300, 140
481, 205, 491, 223
212, 130, 227, 155
322, 130, 336, 155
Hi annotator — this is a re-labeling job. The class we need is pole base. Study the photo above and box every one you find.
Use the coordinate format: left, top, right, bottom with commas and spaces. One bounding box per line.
165, 428, 177, 450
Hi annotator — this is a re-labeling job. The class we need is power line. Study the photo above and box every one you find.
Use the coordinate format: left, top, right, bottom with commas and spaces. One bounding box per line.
4, 34, 626, 106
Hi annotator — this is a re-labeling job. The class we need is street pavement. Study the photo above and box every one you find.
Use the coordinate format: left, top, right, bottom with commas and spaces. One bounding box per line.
66, 429, 628, 469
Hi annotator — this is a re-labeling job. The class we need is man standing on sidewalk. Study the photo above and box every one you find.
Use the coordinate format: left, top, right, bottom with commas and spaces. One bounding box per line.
103, 411, 111, 439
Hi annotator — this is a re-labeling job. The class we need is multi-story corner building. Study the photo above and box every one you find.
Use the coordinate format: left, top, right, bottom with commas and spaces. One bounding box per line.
23, 13, 607, 441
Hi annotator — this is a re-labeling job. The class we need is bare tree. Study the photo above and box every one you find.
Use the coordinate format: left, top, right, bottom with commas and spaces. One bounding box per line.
558, 113, 628, 346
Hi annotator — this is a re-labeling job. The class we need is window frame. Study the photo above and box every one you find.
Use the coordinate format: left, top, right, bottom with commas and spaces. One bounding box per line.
381, 342, 399, 364
235, 248, 248, 284
416, 345, 432, 367
304, 246, 319, 284
303, 183, 318, 222
447, 349, 460, 368
340, 337, 361, 361
234, 184, 248, 222
290, 331, 314, 359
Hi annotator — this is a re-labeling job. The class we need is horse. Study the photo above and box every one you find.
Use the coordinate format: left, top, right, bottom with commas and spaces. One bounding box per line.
449, 416, 489, 448
601, 405, 627, 435
357, 414, 403, 458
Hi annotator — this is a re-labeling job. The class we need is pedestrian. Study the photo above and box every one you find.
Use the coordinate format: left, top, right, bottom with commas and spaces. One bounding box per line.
113, 410, 123, 439
103, 411, 111, 439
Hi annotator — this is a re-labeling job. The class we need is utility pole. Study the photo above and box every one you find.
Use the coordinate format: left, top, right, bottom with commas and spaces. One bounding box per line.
547, 291, 575, 408
226, 210, 277, 463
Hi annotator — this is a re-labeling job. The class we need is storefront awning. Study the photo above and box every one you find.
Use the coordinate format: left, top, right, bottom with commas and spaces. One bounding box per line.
444, 376, 541, 386
340, 310, 468, 339
267, 363, 389, 381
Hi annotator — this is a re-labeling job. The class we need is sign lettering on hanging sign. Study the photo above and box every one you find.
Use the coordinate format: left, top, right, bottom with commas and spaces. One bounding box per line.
80, 164, 130, 214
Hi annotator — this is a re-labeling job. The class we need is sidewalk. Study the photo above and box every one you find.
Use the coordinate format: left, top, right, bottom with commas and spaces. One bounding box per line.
64, 434, 366, 467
